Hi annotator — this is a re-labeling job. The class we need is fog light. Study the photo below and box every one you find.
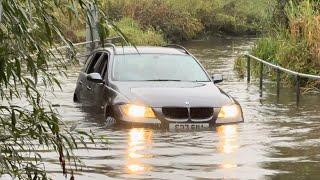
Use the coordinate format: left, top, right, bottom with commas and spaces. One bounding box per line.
218, 104, 240, 119
121, 104, 155, 118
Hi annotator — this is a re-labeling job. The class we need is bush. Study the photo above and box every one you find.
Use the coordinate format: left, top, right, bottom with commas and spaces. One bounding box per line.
106, 0, 204, 42
109, 18, 165, 46
104, 0, 272, 42
59, 0, 274, 43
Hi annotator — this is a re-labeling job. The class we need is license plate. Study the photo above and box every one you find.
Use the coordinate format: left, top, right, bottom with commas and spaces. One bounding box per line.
169, 123, 209, 130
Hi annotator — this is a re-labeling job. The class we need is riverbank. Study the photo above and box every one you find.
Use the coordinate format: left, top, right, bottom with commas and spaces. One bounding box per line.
106, 0, 272, 43
235, 0, 320, 89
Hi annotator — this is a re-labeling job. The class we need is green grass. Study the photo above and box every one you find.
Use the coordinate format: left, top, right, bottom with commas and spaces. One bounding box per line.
109, 18, 166, 46
235, 0, 320, 88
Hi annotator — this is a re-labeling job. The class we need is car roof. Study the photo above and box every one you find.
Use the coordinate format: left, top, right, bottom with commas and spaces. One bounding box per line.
96, 46, 188, 55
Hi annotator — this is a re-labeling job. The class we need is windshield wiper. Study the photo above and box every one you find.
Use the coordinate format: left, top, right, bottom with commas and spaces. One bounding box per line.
144, 79, 182, 82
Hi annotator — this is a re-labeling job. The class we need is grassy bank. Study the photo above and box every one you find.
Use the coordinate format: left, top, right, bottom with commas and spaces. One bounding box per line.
57, 0, 273, 44
109, 18, 166, 45
104, 0, 273, 42
235, 0, 320, 88
55, 8, 166, 45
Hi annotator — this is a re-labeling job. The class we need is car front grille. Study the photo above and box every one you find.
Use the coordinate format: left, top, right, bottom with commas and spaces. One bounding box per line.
162, 107, 213, 120
190, 108, 213, 119
162, 107, 188, 119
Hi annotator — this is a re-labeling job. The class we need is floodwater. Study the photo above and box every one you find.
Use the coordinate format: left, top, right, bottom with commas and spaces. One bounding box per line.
46, 37, 320, 179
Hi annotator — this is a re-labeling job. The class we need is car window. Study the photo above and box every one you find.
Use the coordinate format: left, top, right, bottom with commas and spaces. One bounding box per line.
93, 55, 105, 74
112, 54, 210, 82
93, 53, 109, 78
82, 54, 93, 72
86, 52, 102, 74
101, 54, 109, 78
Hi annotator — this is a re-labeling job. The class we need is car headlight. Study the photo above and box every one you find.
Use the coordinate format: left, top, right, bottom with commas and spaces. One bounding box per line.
218, 104, 241, 119
120, 104, 156, 118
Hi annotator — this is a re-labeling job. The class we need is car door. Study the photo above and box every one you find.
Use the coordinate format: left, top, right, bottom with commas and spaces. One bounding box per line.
75, 53, 94, 102
80, 52, 102, 103
88, 52, 110, 107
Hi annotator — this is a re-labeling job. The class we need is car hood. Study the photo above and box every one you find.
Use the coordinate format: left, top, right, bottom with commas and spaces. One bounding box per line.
112, 82, 234, 108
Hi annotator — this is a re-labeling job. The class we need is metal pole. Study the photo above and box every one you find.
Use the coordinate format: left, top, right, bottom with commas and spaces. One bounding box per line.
276, 68, 280, 99
65, 47, 72, 60
86, 3, 99, 52
296, 75, 300, 106
0, 1, 3, 23
247, 55, 251, 83
259, 62, 263, 97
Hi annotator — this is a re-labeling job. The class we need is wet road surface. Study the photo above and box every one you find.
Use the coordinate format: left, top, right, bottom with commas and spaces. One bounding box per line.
46, 36, 320, 179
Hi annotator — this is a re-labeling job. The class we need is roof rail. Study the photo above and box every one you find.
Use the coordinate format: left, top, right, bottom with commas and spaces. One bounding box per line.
163, 44, 190, 55
100, 43, 117, 54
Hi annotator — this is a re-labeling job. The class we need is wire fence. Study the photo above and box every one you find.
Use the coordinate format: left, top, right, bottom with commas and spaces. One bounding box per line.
244, 54, 320, 106
52, 37, 122, 64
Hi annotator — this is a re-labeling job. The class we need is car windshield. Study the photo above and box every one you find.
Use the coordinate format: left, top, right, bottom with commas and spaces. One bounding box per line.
112, 54, 210, 82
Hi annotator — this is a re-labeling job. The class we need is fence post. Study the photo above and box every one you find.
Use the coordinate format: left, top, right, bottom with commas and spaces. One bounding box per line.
296, 75, 300, 106
276, 68, 280, 99
246, 55, 251, 83
65, 47, 73, 60
259, 62, 263, 97
242, 54, 320, 105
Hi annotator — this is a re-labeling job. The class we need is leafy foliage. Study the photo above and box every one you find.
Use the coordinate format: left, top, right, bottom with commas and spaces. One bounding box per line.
0, 0, 109, 179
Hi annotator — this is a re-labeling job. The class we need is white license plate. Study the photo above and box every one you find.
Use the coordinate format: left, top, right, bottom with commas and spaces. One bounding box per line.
169, 123, 210, 130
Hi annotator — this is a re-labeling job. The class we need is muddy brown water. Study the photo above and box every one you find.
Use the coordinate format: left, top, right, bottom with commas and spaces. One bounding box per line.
42, 36, 320, 179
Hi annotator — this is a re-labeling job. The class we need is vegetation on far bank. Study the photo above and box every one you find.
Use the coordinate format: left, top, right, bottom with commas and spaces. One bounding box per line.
61, 0, 273, 44
57, 0, 319, 89
105, 0, 274, 41
59, 0, 320, 89
235, 0, 320, 88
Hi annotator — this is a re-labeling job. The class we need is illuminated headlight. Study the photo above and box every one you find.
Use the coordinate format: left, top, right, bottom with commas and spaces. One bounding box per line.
120, 104, 156, 118
218, 104, 241, 120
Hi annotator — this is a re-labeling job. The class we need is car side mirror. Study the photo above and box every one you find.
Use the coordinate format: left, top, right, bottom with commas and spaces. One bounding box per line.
212, 74, 223, 84
87, 73, 104, 84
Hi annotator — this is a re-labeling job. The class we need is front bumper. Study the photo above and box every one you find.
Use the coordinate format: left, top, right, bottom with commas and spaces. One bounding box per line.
112, 106, 243, 126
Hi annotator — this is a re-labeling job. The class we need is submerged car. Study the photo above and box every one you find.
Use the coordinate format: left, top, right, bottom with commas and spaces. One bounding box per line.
74, 44, 243, 129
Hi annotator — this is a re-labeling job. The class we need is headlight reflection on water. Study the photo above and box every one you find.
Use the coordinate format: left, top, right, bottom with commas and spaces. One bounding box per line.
127, 164, 145, 173
125, 126, 240, 173
126, 128, 153, 174
216, 125, 239, 169
217, 125, 239, 154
